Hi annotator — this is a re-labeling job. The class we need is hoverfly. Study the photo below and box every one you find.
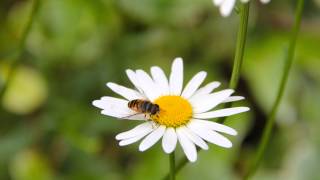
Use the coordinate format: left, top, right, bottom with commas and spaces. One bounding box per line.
127, 99, 160, 118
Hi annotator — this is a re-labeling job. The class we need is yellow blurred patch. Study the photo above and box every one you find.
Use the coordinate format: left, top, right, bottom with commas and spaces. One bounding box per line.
1, 64, 48, 114
9, 149, 53, 180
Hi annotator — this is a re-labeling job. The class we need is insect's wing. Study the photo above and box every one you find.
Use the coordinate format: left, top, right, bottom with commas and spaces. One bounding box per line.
118, 113, 147, 120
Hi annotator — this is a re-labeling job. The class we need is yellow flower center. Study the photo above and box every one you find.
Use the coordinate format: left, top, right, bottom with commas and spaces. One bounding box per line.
151, 96, 193, 128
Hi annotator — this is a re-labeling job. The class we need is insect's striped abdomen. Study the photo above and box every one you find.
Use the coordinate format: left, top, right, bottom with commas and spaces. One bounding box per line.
128, 99, 141, 112
128, 99, 160, 115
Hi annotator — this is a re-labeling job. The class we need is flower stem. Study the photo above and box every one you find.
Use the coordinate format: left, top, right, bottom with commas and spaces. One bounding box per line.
243, 0, 304, 179
218, 2, 250, 124
229, 2, 250, 90
169, 152, 176, 180
0, 0, 40, 101
163, 3, 250, 179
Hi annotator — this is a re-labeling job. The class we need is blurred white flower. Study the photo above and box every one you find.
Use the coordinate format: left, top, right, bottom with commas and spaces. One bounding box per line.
93, 58, 249, 162
213, 0, 271, 17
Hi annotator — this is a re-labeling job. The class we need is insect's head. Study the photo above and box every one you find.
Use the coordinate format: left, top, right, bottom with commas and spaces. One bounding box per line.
150, 104, 160, 115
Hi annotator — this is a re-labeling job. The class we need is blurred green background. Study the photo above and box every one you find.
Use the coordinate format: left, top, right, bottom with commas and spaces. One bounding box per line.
0, 0, 320, 179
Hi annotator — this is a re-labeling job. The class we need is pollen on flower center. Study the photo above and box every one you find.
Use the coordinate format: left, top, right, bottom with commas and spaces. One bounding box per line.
151, 96, 193, 128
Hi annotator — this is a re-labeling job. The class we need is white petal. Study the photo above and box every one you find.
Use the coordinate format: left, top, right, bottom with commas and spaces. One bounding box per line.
176, 128, 197, 162
188, 123, 233, 148
93, 96, 126, 110
190, 89, 234, 114
260, 0, 270, 4
92, 97, 144, 120
136, 70, 161, 101
181, 71, 207, 99
222, 96, 245, 103
106, 82, 143, 100
162, 128, 178, 153
126, 69, 144, 94
220, 0, 236, 17
179, 126, 208, 150
151, 66, 170, 95
190, 119, 237, 136
116, 122, 153, 140
169, 57, 183, 95
193, 107, 250, 120
119, 132, 149, 146
213, 0, 224, 6
190, 81, 221, 99
139, 125, 166, 152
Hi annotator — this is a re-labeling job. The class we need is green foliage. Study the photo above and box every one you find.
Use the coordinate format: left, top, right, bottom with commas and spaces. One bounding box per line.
0, 0, 319, 179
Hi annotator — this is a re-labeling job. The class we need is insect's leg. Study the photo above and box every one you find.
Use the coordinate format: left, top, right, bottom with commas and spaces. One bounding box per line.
145, 114, 157, 129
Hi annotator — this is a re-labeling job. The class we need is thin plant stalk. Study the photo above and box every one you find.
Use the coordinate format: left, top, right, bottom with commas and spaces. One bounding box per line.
243, 0, 305, 179
218, 2, 250, 124
163, 3, 250, 179
170, 152, 176, 180
229, 2, 250, 90
0, 0, 40, 100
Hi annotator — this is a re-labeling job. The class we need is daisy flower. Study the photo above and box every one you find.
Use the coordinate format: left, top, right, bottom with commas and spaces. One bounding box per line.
92, 58, 249, 162
213, 0, 271, 17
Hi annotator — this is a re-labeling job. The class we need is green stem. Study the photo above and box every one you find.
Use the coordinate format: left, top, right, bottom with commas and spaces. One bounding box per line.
163, 3, 250, 179
229, 2, 250, 90
218, 2, 250, 124
0, 0, 40, 101
170, 152, 176, 180
243, 0, 304, 179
